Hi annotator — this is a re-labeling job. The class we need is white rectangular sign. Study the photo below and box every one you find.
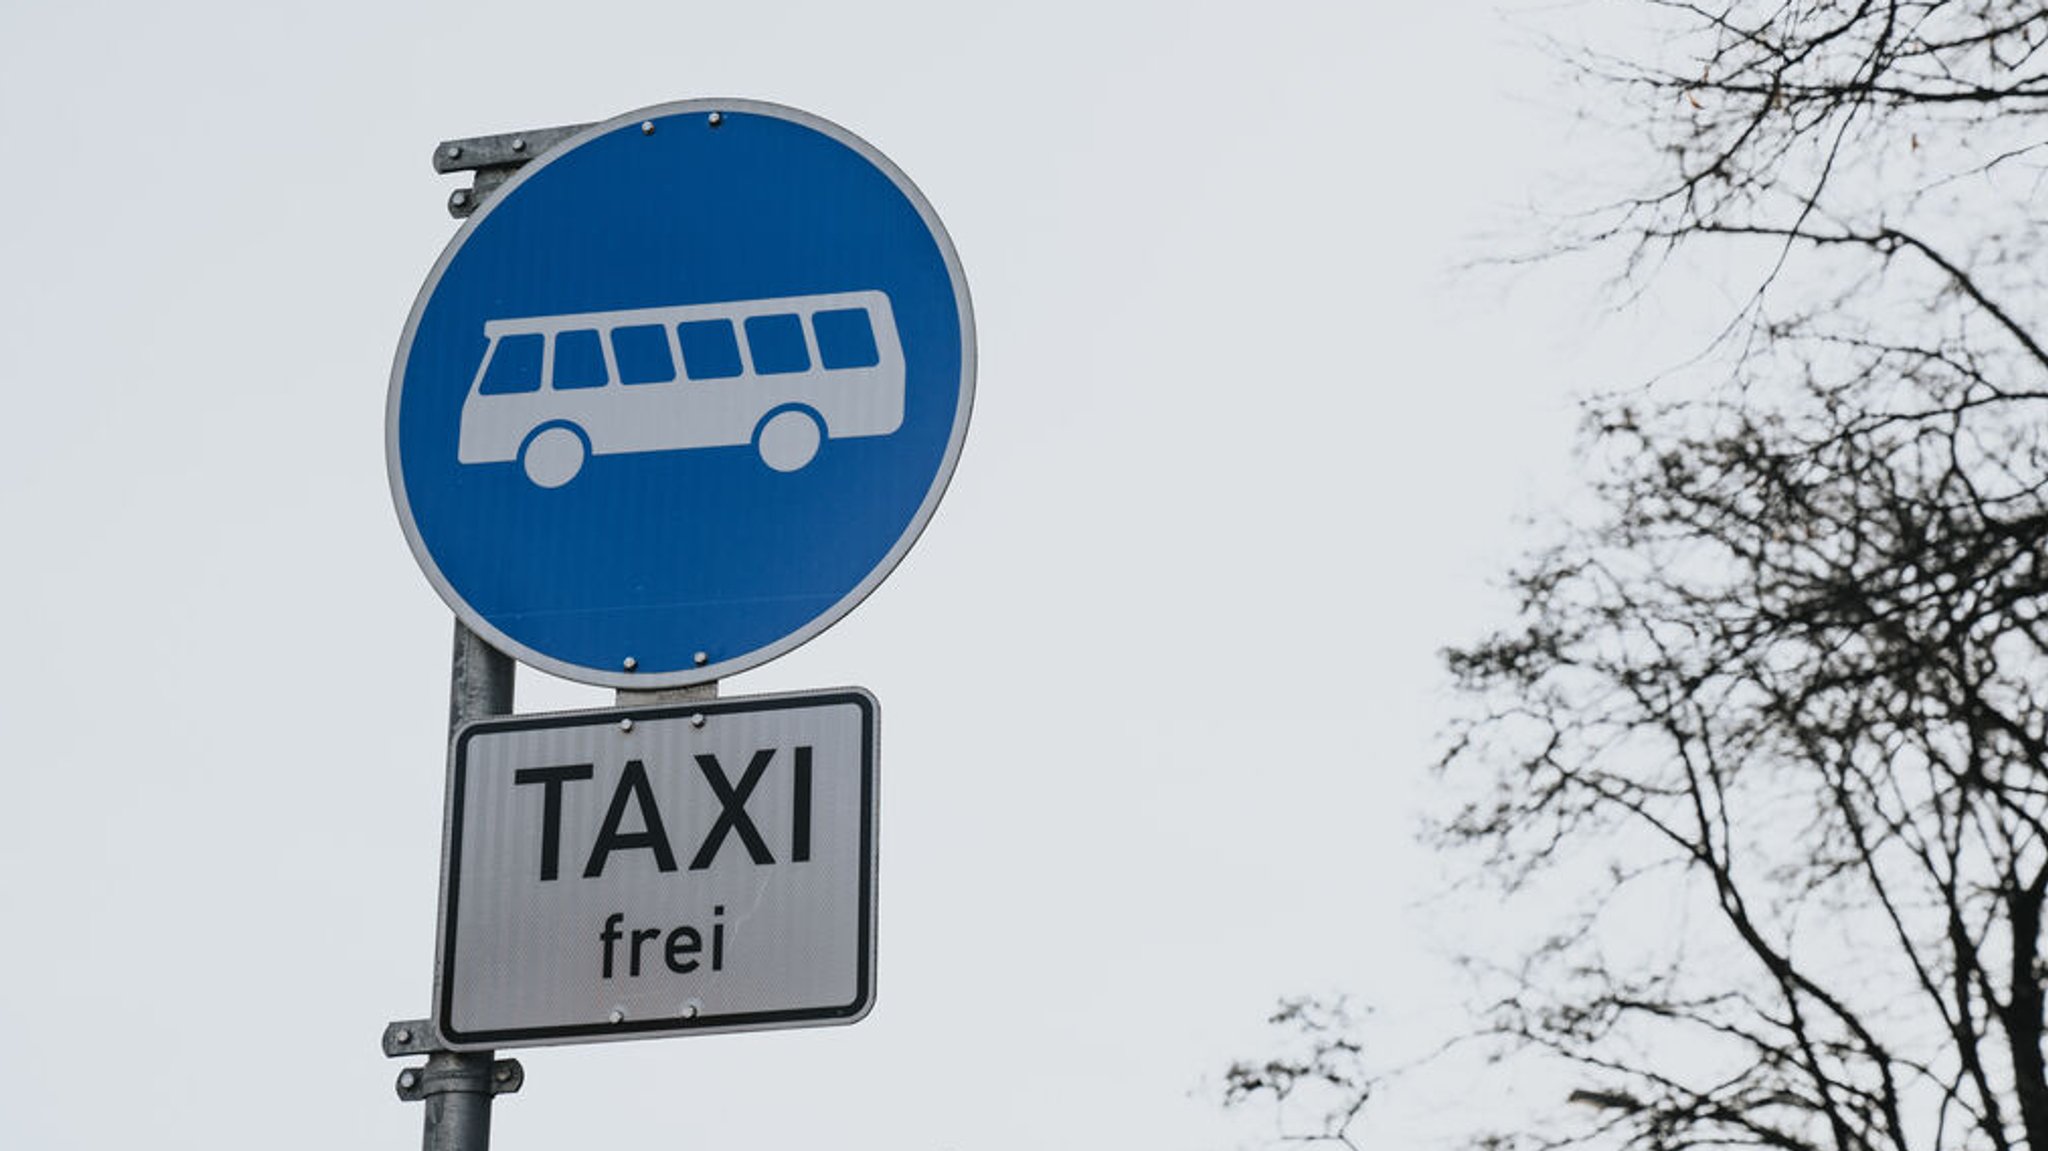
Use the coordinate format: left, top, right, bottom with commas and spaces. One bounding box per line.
431, 688, 877, 1050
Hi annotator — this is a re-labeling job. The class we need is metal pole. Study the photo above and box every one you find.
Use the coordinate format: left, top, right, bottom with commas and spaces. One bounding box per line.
450, 619, 513, 730
385, 120, 587, 1151
417, 1052, 502, 1151
385, 624, 523, 1149
426, 623, 515, 1151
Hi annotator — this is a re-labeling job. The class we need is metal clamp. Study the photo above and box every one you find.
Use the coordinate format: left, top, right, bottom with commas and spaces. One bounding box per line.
394, 1053, 524, 1102
616, 680, 720, 706
385, 1018, 523, 1103
433, 123, 592, 218
383, 1018, 438, 1057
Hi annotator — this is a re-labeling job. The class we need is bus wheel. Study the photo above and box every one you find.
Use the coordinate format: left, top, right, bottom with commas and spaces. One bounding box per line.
522, 425, 586, 488
756, 409, 822, 472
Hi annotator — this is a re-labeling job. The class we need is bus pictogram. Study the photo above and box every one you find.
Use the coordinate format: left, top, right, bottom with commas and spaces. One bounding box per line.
457, 290, 905, 487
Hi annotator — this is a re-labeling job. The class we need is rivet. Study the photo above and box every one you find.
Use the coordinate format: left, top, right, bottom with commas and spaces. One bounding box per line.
399, 1070, 418, 1090
693, 651, 709, 666
608, 1006, 627, 1024
691, 713, 706, 728
511, 138, 526, 153
444, 145, 462, 160
623, 656, 638, 671
640, 120, 656, 135
450, 189, 469, 205
680, 998, 702, 1018
619, 717, 634, 732
394, 1028, 412, 1044
707, 112, 724, 128
494, 1064, 514, 1082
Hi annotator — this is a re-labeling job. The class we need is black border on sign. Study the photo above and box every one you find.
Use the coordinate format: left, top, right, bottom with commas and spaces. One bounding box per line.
430, 687, 879, 1051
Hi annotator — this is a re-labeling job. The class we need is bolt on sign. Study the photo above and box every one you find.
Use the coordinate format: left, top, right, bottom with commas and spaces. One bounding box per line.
432, 690, 878, 1050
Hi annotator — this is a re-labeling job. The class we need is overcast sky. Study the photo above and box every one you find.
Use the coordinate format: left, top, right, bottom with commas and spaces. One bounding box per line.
0, 2, 1699, 1148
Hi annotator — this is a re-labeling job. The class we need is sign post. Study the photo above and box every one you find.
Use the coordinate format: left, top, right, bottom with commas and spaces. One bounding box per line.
383, 624, 521, 1151
381, 97, 972, 1151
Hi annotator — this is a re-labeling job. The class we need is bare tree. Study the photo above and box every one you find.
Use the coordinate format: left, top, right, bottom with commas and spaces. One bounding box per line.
1229, 4, 2048, 1149
1221, 998, 1376, 1151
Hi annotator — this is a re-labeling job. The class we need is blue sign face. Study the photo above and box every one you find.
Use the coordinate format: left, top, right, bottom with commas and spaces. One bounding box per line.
388, 101, 974, 688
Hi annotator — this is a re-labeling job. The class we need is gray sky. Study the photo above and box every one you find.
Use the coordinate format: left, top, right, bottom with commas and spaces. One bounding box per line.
0, 2, 1677, 1148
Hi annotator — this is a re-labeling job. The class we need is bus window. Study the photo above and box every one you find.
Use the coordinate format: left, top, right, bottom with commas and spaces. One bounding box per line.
677, 319, 743, 380
745, 313, 810, 375
553, 329, 609, 390
612, 324, 675, 385
813, 308, 880, 370
479, 333, 545, 395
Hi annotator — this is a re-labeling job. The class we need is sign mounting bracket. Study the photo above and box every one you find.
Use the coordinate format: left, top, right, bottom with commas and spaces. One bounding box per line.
387, 1019, 525, 1100
432, 122, 592, 218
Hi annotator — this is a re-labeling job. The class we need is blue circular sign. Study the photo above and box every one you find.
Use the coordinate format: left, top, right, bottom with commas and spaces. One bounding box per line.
388, 100, 974, 688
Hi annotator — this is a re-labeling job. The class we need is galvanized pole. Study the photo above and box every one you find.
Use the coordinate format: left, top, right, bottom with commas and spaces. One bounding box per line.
448, 619, 513, 727
426, 624, 514, 1151
386, 623, 522, 1151
381, 121, 601, 1151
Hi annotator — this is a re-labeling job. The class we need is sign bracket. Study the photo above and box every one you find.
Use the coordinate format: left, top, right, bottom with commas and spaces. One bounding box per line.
387, 1021, 524, 1101
617, 682, 719, 706
381, 1019, 436, 1057
432, 122, 591, 218
393, 1052, 526, 1103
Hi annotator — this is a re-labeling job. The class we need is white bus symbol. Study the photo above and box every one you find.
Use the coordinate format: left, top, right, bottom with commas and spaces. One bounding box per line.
457, 290, 906, 487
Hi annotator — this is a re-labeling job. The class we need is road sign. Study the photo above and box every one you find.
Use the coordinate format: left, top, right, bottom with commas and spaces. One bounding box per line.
433, 689, 877, 1051
388, 100, 974, 688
